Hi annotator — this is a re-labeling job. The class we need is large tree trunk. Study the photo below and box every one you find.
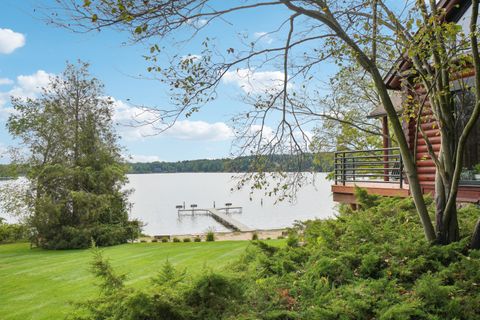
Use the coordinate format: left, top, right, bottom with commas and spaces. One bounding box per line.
446, 207, 459, 243
435, 172, 446, 244
434, 154, 460, 245
471, 218, 480, 249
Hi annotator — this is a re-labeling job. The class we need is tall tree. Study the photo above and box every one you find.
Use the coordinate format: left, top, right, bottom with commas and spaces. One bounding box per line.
7, 62, 140, 249
53, 0, 480, 247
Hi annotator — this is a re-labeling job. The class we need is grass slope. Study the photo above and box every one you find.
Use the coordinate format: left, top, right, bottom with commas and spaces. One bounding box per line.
0, 240, 281, 320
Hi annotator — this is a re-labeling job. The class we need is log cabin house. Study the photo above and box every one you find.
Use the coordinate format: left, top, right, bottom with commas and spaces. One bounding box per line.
332, 0, 480, 206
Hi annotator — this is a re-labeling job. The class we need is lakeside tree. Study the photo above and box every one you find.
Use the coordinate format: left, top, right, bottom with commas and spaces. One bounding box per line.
7, 62, 141, 249
52, 1, 480, 247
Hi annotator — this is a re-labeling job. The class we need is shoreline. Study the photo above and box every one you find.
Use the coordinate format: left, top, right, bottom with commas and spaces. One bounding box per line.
141, 228, 289, 242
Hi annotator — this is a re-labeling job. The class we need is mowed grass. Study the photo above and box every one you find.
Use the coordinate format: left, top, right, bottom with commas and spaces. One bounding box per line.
0, 240, 283, 320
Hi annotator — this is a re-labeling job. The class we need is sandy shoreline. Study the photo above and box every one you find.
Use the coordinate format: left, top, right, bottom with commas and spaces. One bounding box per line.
140, 228, 289, 242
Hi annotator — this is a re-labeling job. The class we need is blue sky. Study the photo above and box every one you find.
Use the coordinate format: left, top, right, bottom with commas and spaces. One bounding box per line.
0, 0, 328, 162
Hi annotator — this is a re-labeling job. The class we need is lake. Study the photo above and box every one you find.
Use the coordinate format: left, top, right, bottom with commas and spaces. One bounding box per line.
127, 172, 335, 235
0, 173, 336, 235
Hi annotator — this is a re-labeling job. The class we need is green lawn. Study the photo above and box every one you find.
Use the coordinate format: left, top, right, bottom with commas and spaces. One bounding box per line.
0, 240, 282, 320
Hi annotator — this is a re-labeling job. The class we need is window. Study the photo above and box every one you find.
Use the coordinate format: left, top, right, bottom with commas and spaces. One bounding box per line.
453, 89, 480, 184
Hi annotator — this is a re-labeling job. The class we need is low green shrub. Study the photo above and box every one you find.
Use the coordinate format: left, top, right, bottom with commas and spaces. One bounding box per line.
151, 238, 158, 243
173, 237, 180, 243
206, 231, 215, 242
0, 221, 28, 243
44, 226, 92, 249
183, 238, 191, 242
263, 310, 300, 320
186, 273, 243, 318
286, 233, 299, 247
37, 220, 142, 249
252, 232, 259, 240
151, 259, 186, 287
194, 237, 201, 242
161, 238, 169, 243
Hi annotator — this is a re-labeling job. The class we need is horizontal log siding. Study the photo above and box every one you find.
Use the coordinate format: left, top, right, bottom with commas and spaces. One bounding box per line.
405, 86, 440, 186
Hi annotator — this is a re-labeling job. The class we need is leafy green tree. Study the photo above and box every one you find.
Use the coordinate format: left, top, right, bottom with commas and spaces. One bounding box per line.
7, 62, 140, 249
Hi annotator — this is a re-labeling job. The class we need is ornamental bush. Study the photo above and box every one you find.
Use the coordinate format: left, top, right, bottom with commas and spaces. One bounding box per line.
206, 231, 215, 242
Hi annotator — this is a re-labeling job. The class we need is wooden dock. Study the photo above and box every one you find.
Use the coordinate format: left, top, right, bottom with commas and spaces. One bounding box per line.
177, 206, 253, 232
207, 208, 254, 232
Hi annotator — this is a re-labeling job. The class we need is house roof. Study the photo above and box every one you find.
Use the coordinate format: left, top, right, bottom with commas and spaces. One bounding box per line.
384, 0, 471, 90
367, 91, 404, 118
370, 0, 472, 118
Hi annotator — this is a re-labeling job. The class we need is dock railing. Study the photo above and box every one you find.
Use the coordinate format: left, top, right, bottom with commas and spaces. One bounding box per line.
334, 147, 404, 188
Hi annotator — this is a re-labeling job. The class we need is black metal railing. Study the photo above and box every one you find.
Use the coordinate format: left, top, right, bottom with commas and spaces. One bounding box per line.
334, 147, 404, 187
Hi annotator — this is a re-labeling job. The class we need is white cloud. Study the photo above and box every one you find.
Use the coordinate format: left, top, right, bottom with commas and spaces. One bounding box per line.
0, 70, 54, 116
187, 18, 208, 28
0, 28, 26, 54
112, 98, 233, 142
0, 78, 13, 85
249, 124, 275, 141
247, 124, 312, 151
112, 99, 160, 139
196, 19, 208, 27
128, 154, 162, 162
223, 68, 286, 94
0, 94, 8, 112
254, 31, 274, 44
167, 120, 233, 141
9, 70, 52, 99
181, 54, 201, 62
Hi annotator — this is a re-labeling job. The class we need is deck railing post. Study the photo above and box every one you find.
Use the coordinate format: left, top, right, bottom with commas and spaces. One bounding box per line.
342, 152, 346, 186
399, 153, 404, 189
352, 157, 356, 181
334, 152, 338, 185
384, 148, 390, 182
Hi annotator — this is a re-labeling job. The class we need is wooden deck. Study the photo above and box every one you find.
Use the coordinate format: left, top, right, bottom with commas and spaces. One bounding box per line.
332, 182, 409, 204
332, 181, 480, 204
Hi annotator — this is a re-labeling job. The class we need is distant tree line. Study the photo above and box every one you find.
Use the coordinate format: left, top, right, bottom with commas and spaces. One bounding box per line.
128, 153, 333, 174
0, 153, 333, 178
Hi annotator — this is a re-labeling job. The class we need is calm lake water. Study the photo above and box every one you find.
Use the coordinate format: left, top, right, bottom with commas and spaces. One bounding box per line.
0, 173, 336, 235
128, 173, 335, 235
